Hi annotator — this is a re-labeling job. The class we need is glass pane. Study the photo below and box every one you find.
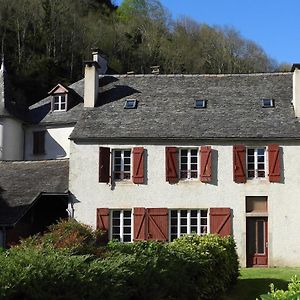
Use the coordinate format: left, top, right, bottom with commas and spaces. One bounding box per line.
247, 149, 254, 155
181, 210, 187, 217
124, 165, 130, 171
124, 150, 131, 157
114, 151, 121, 157
171, 227, 177, 234
112, 211, 120, 218
123, 227, 131, 234
124, 211, 131, 218
191, 171, 198, 178
257, 149, 265, 156
54, 104, 59, 110
201, 210, 208, 217
61, 103, 66, 110
191, 226, 197, 233
180, 227, 187, 234
171, 235, 177, 241
180, 218, 187, 225
112, 219, 120, 226
201, 226, 207, 234
258, 156, 265, 162
123, 235, 131, 242
112, 235, 120, 241
171, 210, 177, 217
191, 157, 197, 163
181, 150, 187, 156
191, 219, 197, 226
181, 157, 187, 163
114, 173, 121, 180
124, 219, 131, 226
180, 164, 187, 170
114, 165, 121, 171
248, 170, 255, 178
258, 164, 265, 170
123, 173, 130, 179
248, 156, 254, 162
201, 218, 207, 225
191, 210, 197, 217
112, 227, 119, 234
124, 158, 130, 164
115, 158, 121, 164
171, 218, 177, 225
248, 163, 254, 170
257, 221, 265, 254
191, 149, 197, 156
257, 171, 265, 177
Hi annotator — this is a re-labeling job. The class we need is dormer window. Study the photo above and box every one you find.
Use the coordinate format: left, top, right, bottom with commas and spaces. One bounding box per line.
53, 94, 67, 111
195, 99, 207, 109
124, 99, 137, 109
48, 83, 69, 112
262, 99, 274, 108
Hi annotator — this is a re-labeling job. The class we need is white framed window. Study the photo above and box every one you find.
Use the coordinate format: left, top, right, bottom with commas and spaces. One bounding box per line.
111, 210, 132, 242
170, 209, 208, 241
53, 94, 67, 111
113, 149, 131, 180
179, 148, 198, 179
247, 147, 266, 179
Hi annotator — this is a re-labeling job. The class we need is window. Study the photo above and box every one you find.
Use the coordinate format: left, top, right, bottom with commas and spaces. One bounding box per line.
262, 99, 274, 108
195, 99, 207, 108
111, 210, 132, 242
247, 148, 266, 178
170, 209, 208, 241
124, 99, 137, 109
33, 131, 45, 155
113, 150, 131, 180
179, 149, 198, 179
53, 94, 67, 111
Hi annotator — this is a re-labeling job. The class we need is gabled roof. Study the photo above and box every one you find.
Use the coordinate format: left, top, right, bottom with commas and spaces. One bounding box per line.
0, 159, 69, 226
70, 72, 300, 141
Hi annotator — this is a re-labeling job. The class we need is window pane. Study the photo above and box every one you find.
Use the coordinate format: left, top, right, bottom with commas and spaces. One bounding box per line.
123, 235, 131, 242
257, 171, 265, 177
201, 218, 207, 225
191, 149, 197, 156
123, 173, 130, 179
248, 170, 255, 177
191, 157, 197, 163
181, 157, 187, 163
124, 158, 130, 164
124, 219, 131, 226
191, 210, 197, 217
112, 235, 120, 241
180, 164, 187, 170
191, 226, 197, 233
181, 210, 187, 217
124, 150, 131, 157
248, 163, 255, 170
258, 156, 265, 162
180, 227, 187, 234
171, 218, 177, 225
191, 171, 198, 178
171, 210, 177, 218
112, 227, 119, 234
258, 164, 265, 170
114, 151, 121, 157
180, 171, 188, 179
257, 148, 265, 156
124, 210, 131, 218
61, 103, 66, 110
123, 227, 131, 234
201, 210, 208, 217
191, 219, 197, 225
112, 219, 120, 226
112, 211, 120, 218
191, 164, 197, 170
181, 150, 187, 156
124, 165, 130, 171
248, 156, 254, 162
180, 218, 187, 225
248, 149, 254, 155
171, 227, 177, 234
114, 173, 121, 180
114, 165, 121, 171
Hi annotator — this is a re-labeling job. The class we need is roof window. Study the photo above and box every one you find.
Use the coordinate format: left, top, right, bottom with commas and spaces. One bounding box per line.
195, 99, 207, 109
124, 99, 137, 109
262, 99, 274, 108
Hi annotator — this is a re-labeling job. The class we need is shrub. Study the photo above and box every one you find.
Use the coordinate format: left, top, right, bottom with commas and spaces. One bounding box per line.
18, 219, 107, 256
260, 276, 300, 300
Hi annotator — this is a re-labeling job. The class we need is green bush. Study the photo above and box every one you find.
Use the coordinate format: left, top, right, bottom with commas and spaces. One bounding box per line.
1, 222, 239, 300
260, 276, 300, 300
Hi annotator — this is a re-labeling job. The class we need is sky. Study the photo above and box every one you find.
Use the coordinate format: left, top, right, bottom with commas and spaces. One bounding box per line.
114, 0, 300, 64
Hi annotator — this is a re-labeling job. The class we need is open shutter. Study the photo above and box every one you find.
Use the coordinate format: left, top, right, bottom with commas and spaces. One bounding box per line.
132, 147, 145, 184
96, 208, 109, 242
210, 208, 232, 236
200, 146, 212, 183
133, 207, 147, 241
148, 208, 168, 241
233, 145, 246, 183
166, 147, 178, 183
268, 144, 281, 183
99, 147, 110, 183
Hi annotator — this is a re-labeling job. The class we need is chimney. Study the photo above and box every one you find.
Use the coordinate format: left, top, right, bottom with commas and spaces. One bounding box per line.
292, 64, 300, 118
84, 50, 108, 108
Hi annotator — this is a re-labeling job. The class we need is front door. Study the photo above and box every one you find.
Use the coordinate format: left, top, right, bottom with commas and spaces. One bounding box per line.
246, 217, 268, 267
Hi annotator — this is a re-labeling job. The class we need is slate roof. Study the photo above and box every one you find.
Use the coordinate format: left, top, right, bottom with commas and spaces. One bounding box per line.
29, 79, 84, 124
0, 159, 69, 226
70, 72, 300, 141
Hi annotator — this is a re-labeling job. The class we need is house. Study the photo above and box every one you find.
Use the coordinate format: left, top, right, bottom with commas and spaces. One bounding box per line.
1, 51, 300, 267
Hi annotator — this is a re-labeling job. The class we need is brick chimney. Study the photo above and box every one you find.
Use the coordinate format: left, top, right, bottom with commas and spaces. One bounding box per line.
84, 50, 107, 108
292, 64, 300, 118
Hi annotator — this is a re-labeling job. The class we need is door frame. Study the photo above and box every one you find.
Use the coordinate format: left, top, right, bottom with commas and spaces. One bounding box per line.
246, 216, 268, 267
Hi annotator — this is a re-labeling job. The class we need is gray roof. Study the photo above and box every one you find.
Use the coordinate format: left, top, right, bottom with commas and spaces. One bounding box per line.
70, 72, 300, 141
29, 79, 84, 125
0, 159, 69, 226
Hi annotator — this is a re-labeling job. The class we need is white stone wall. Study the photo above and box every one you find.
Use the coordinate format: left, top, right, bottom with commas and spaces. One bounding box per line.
69, 141, 300, 267
0, 118, 24, 160
25, 125, 73, 160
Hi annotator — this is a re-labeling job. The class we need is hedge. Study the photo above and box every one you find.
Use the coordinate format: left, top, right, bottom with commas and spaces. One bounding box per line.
0, 221, 239, 300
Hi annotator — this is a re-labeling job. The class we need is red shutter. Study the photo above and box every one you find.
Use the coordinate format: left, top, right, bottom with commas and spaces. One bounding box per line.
132, 147, 145, 184
166, 147, 178, 183
133, 207, 147, 241
233, 145, 246, 183
96, 208, 109, 242
148, 208, 168, 241
200, 146, 212, 183
268, 144, 281, 183
99, 147, 110, 183
210, 208, 232, 236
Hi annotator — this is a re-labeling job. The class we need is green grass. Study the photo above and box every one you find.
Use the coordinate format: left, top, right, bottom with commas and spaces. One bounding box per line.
223, 268, 300, 300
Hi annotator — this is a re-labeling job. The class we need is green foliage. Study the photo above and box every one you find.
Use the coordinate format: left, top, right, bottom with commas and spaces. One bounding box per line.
260, 276, 300, 300
1, 227, 239, 300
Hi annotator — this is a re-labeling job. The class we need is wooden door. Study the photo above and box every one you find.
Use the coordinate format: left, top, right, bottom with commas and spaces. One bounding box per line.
246, 217, 268, 267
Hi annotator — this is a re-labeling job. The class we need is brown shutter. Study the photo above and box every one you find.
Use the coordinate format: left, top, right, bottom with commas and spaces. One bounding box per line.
133, 207, 147, 241
148, 208, 168, 241
166, 147, 178, 183
33, 131, 45, 155
233, 145, 246, 183
96, 208, 109, 242
99, 147, 110, 183
210, 208, 232, 236
132, 147, 145, 184
200, 146, 212, 183
268, 144, 281, 183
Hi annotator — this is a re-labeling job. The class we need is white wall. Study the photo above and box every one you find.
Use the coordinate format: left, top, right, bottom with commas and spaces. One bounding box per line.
0, 118, 24, 160
69, 141, 300, 267
25, 125, 73, 160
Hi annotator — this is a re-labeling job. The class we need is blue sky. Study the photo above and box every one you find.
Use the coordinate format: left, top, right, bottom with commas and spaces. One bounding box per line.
114, 0, 300, 64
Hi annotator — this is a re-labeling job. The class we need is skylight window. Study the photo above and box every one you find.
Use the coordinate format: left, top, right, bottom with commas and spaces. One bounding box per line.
195, 99, 207, 109
124, 99, 137, 109
262, 99, 274, 108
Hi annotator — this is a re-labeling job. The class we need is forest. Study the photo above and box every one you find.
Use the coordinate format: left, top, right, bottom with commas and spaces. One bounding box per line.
0, 0, 291, 106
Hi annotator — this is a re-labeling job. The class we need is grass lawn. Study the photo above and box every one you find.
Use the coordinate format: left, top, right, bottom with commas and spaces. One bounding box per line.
223, 268, 300, 300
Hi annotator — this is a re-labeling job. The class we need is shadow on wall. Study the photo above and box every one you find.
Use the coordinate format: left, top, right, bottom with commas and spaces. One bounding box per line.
46, 132, 67, 159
